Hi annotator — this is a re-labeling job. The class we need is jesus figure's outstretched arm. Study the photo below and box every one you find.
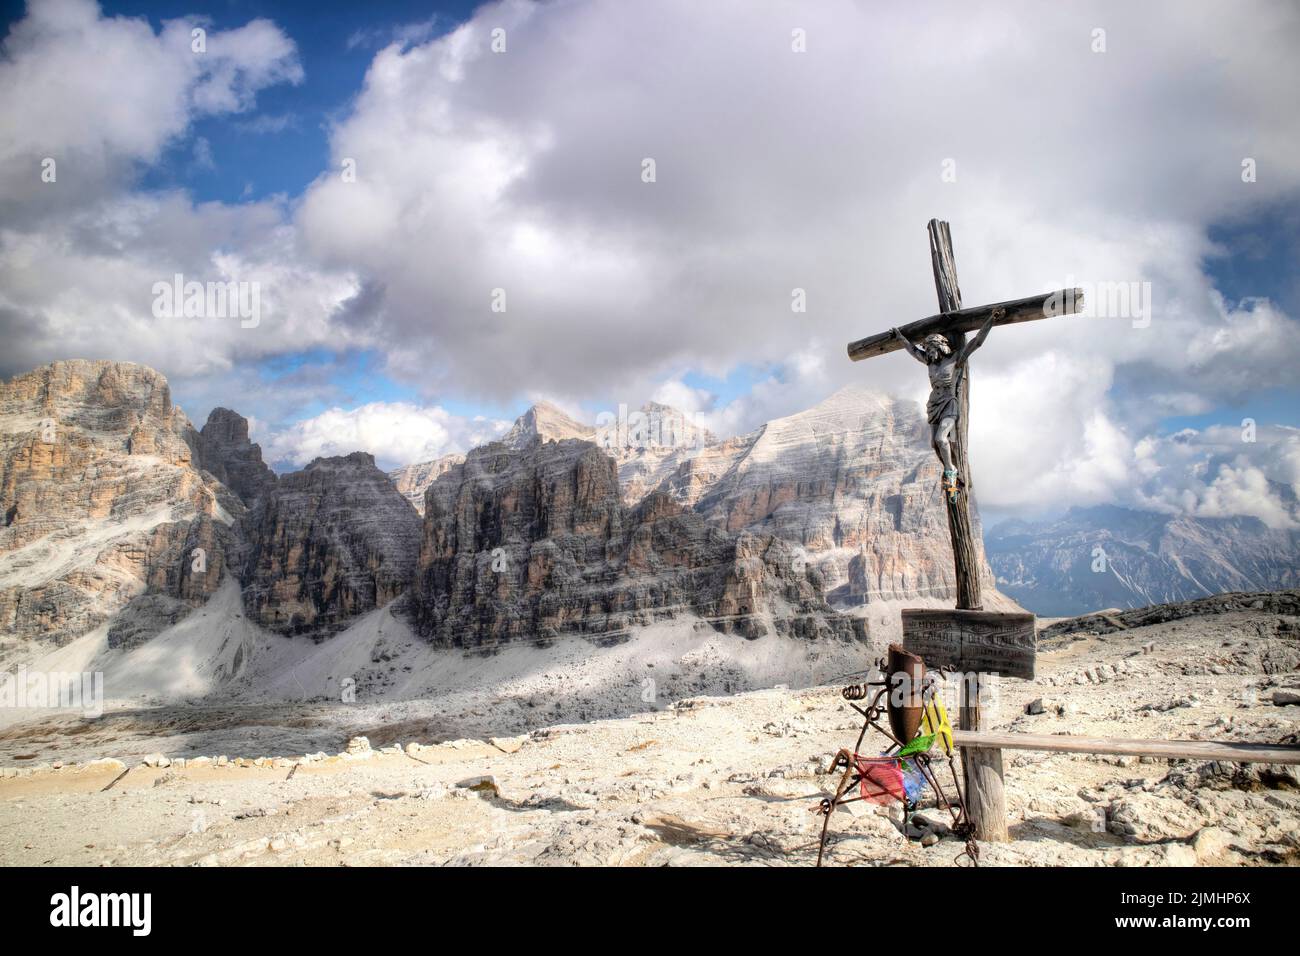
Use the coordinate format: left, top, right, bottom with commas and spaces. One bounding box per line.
957, 311, 999, 364
892, 327, 928, 364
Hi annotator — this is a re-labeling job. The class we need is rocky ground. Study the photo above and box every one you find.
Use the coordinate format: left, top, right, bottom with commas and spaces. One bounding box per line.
1, 602, 1297, 867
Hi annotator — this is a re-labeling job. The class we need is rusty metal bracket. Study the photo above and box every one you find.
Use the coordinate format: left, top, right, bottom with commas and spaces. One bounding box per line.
814, 651, 977, 867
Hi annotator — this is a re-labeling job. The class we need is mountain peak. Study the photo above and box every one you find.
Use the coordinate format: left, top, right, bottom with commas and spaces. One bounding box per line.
502, 401, 594, 448
304, 451, 379, 471
814, 383, 897, 412
202, 407, 252, 443
191, 405, 276, 506
594, 401, 717, 454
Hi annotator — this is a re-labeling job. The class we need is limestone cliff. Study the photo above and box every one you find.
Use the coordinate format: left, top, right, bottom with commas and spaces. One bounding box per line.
659, 386, 997, 605
242, 452, 421, 636
603, 401, 718, 506
187, 407, 277, 508
411, 437, 865, 648
0, 361, 232, 645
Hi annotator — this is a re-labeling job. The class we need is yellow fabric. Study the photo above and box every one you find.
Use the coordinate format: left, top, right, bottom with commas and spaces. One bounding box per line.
922, 698, 954, 755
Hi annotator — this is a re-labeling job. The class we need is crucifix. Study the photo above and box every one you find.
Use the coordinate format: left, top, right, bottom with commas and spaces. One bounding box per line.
845, 219, 1084, 841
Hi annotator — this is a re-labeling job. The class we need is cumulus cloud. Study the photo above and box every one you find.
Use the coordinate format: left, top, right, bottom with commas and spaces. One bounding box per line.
2, 0, 1299, 518
0, 0, 301, 219
0, 1, 359, 394
295, 0, 1300, 406
261, 401, 510, 471
0, 192, 364, 381
346, 15, 443, 52
1131, 424, 1300, 527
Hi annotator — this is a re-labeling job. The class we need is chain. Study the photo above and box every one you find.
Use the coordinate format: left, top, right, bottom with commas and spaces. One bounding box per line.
953, 820, 980, 867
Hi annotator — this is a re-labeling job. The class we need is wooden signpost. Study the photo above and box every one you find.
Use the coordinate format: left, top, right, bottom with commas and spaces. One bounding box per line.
901, 609, 1036, 680
847, 219, 1085, 842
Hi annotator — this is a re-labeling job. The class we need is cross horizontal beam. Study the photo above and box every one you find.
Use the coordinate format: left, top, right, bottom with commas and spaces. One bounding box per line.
846, 288, 1085, 362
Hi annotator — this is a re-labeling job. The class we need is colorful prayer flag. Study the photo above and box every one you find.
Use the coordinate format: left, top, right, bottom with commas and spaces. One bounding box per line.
853, 756, 905, 804
896, 733, 936, 759
922, 698, 954, 755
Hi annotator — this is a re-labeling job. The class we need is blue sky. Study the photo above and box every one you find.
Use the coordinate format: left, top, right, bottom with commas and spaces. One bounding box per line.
0, 0, 815, 452
32, 0, 479, 205
1, 0, 1297, 526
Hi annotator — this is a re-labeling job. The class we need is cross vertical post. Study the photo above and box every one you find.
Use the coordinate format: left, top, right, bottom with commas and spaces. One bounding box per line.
924, 219, 1006, 842
926, 219, 982, 611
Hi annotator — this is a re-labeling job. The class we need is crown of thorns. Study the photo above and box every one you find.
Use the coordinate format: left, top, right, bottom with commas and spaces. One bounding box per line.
922, 333, 951, 355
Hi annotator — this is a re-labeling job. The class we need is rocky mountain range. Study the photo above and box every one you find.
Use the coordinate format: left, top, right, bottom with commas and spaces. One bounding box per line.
13, 358, 1293, 680
987, 505, 1300, 617
1, 362, 906, 662
413, 434, 862, 648
396, 386, 995, 608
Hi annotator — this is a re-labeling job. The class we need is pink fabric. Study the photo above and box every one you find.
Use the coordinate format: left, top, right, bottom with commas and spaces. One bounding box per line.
854, 755, 905, 804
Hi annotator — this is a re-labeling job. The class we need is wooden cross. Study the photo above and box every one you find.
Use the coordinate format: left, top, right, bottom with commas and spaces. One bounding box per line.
846, 219, 1085, 841
848, 220, 1084, 611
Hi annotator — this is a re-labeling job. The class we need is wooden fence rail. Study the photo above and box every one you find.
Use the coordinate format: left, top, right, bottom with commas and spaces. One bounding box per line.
952, 730, 1300, 765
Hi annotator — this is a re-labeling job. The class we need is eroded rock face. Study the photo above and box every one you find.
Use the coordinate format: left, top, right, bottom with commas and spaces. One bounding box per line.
666, 385, 995, 605
389, 454, 465, 516
0, 361, 231, 644
411, 438, 865, 648
395, 389, 1000, 612
188, 407, 277, 508
242, 452, 421, 636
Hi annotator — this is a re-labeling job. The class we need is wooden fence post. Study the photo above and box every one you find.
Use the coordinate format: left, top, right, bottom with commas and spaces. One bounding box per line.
959, 672, 1008, 842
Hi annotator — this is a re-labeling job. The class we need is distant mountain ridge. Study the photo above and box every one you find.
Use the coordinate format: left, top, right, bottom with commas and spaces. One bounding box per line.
987, 504, 1300, 617
391, 385, 1000, 608
0, 362, 880, 656
17, 359, 1294, 664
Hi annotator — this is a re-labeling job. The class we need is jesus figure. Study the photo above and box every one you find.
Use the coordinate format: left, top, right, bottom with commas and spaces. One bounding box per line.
890, 311, 998, 494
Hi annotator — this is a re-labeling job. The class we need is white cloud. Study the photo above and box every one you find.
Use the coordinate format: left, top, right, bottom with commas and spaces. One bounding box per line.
0, 1, 360, 393
191, 136, 215, 172
648, 379, 715, 421
1131, 424, 1300, 528
0, 0, 301, 216
0, 191, 364, 380
294, 0, 1300, 418
262, 401, 510, 471
2, 0, 1299, 524
346, 15, 443, 52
